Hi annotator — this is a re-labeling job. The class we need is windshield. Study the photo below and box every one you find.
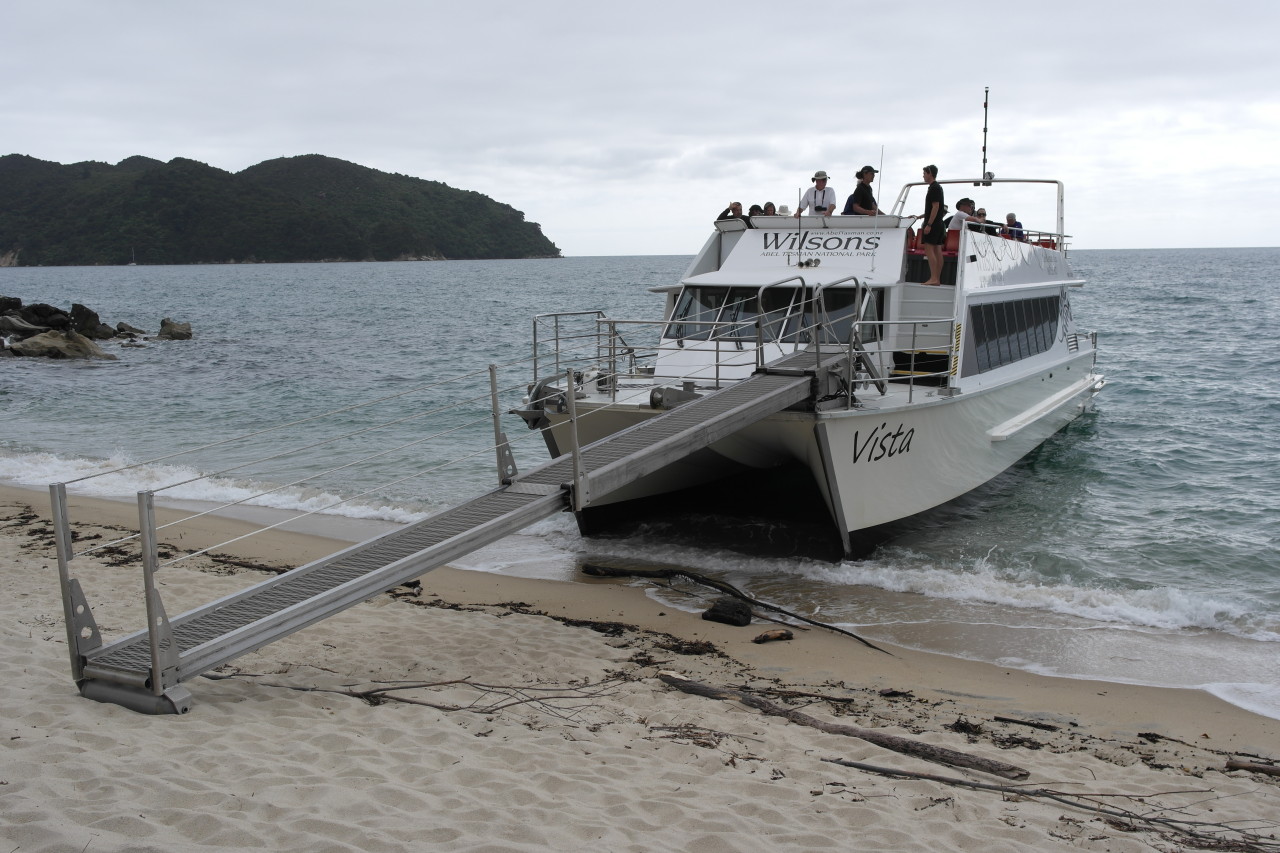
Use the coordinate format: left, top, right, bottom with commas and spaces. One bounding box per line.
665, 286, 881, 345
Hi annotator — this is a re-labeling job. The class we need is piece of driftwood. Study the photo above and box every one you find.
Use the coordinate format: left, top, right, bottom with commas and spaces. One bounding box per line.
993, 715, 1060, 732
582, 564, 889, 654
657, 671, 1028, 779
1226, 759, 1280, 778
752, 629, 793, 644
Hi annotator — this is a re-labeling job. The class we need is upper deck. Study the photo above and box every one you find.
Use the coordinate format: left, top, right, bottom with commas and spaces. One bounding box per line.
684, 179, 1077, 293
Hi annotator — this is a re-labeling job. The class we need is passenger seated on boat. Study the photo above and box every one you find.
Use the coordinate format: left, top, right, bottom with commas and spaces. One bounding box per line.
947, 198, 976, 230
794, 170, 836, 217
777, 204, 791, 216
762, 201, 778, 216
975, 208, 1000, 235
747, 204, 765, 217
841, 166, 883, 215
1003, 213, 1026, 241
717, 201, 746, 220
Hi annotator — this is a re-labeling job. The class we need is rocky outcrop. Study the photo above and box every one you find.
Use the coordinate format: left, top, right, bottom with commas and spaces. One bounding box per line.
9, 330, 117, 360
69, 303, 117, 340
156, 318, 193, 340
1, 296, 193, 359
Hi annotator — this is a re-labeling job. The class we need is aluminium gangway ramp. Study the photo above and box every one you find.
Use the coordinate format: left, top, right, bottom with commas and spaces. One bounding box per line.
65, 349, 847, 713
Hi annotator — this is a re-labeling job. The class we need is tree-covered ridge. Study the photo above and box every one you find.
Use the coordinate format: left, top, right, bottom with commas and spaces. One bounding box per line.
0, 154, 561, 265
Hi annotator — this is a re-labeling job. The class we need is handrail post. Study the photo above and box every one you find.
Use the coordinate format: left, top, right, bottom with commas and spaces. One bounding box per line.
608, 319, 618, 402
532, 316, 540, 383
137, 490, 178, 695
553, 315, 562, 378
565, 368, 587, 512
490, 364, 518, 483
50, 482, 94, 683
715, 336, 721, 389
908, 323, 919, 403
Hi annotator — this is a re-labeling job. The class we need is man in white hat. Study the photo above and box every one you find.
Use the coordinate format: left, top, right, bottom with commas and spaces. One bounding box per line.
794, 171, 836, 218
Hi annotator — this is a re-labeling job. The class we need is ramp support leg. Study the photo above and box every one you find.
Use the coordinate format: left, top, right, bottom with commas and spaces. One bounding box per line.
50, 483, 104, 686
138, 491, 181, 696
490, 364, 519, 484
565, 368, 588, 511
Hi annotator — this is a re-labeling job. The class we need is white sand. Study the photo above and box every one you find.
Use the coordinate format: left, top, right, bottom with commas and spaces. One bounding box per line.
3, 486, 1278, 852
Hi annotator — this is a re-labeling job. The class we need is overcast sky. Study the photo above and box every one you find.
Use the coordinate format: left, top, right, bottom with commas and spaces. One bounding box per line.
6, 1, 1277, 256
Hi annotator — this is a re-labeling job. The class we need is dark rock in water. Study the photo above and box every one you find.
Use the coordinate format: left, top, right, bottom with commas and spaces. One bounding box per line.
19, 303, 70, 329
0, 314, 47, 337
10, 329, 117, 360
702, 597, 752, 627
0, 296, 21, 313
156, 317, 193, 340
69, 303, 116, 340
117, 321, 146, 335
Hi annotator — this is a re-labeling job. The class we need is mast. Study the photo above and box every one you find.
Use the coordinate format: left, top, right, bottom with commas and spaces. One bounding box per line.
981, 87, 991, 186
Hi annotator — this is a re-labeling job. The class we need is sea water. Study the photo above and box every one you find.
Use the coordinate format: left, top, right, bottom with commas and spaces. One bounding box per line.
2, 249, 1278, 718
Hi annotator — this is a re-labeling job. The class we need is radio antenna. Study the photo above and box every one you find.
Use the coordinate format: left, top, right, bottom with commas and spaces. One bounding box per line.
870, 144, 885, 274
981, 87, 991, 186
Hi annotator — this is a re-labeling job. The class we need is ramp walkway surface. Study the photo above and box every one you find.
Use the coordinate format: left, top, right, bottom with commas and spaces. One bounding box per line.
72, 349, 847, 712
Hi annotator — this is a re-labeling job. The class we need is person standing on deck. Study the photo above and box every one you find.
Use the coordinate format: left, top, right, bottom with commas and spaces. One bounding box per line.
794, 171, 837, 217
919, 165, 945, 285
842, 166, 884, 215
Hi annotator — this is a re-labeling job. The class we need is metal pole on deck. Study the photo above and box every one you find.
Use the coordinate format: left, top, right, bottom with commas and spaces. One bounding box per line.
565, 368, 587, 512
981, 87, 990, 183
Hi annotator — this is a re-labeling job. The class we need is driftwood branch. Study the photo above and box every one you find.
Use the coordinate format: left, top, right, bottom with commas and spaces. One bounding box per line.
657, 671, 1027, 779
583, 564, 889, 654
1226, 760, 1280, 778
993, 715, 1059, 732
824, 758, 1280, 852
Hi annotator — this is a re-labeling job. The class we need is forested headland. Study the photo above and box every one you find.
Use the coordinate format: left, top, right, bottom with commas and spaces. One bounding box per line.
0, 154, 561, 265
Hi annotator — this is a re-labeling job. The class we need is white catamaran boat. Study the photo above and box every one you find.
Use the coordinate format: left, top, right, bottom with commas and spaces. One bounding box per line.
513, 178, 1104, 558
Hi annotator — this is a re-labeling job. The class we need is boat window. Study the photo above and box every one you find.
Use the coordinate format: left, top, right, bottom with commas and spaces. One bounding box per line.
719, 288, 761, 341
968, 295, 1060, 373
666, 287, 760, 342
760, 288, 804, 342
819, 289, 882, 345
666, 286, 883, 346
667, 288, 725, 341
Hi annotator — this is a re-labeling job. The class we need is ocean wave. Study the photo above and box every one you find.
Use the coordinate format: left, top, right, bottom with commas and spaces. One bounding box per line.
795, 553, 1280, 643
0, 450, 434, 526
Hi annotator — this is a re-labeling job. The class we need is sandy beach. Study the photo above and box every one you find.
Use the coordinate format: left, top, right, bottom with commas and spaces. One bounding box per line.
3, 481, 1278, 852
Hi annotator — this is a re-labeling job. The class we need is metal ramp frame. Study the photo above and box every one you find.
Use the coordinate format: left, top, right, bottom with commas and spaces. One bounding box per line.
55, 348, 850, 714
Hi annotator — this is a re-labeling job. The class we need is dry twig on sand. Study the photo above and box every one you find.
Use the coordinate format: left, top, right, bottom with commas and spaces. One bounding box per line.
823, 758, 1280, 853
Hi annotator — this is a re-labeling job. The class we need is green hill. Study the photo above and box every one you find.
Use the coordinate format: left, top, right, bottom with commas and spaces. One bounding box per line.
0, 154, 560, 265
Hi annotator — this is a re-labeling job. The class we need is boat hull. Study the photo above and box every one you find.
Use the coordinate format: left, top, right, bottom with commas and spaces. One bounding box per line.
541, 351, 1101, 557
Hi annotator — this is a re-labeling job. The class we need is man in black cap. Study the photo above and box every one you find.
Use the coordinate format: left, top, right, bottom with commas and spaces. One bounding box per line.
947, 198, 977, 230
842, 166, 884, 215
